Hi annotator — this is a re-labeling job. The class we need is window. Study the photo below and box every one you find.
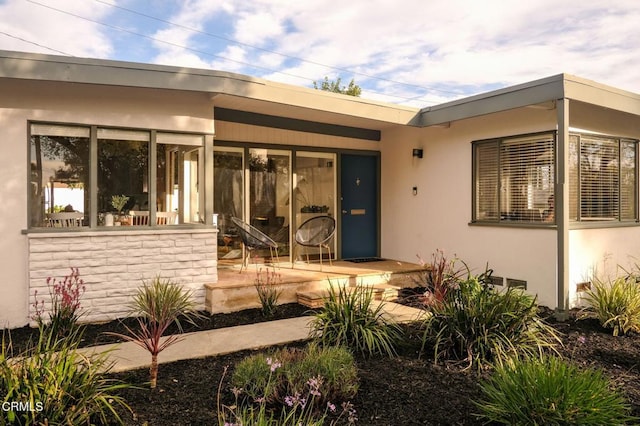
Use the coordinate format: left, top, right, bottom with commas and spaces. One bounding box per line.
30, 124, 90, 228
569, 133, 637, 222
97, 128, 150, 222
157, 133, 204, 224
29, 123, 205, 228
473, 132, 555, 224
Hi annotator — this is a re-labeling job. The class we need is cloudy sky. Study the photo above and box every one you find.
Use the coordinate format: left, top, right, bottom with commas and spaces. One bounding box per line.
0, 0, 638, 107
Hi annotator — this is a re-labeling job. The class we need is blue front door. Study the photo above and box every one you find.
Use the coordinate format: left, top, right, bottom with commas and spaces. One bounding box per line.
340, 154, 378, 258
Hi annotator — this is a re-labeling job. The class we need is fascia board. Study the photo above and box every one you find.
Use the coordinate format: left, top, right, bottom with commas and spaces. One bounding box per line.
0, 50, 418, 126
419, 74, 565, 127
564, 75, 640, 116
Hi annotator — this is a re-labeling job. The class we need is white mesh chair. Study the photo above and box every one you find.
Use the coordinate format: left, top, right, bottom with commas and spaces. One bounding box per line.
294, 215, 336, 270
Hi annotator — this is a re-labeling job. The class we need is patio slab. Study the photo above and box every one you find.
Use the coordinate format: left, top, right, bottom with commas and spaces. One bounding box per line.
205, 259, 427, 314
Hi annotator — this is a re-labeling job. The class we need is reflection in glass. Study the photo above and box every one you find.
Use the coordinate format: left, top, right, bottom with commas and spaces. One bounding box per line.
30, 125, 90, 227
214, 148, 244, 261
250, 149, 291, 259
157, 133, 204, 224
295, 152, 336, 261
97, 129, 149, 225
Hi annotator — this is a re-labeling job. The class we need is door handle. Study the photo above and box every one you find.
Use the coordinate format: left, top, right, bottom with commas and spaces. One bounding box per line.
342, 210, 348, 214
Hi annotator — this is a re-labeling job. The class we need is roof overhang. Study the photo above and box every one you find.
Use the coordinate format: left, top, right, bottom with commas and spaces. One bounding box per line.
418, 74, 640, 127
0, 50, 418, 132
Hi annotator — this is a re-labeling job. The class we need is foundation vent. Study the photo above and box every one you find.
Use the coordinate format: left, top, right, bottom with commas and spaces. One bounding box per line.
490, 276, 504, 287
506, 278, 527, 290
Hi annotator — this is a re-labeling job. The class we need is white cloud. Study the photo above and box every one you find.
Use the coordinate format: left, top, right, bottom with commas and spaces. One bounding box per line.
0, 0, 113, 58
1, 0, 639, 106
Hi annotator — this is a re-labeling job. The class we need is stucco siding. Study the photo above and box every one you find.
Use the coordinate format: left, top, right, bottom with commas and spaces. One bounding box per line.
0, 79, 216, 328
0, 107, 30, 328
381, 106, 560, 307
569, 227, 640, 306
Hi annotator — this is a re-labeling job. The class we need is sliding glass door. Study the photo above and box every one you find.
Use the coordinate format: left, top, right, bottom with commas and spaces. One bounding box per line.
214, 146, 340, 266
214, 147, 244, 264
249, 148, 291, 259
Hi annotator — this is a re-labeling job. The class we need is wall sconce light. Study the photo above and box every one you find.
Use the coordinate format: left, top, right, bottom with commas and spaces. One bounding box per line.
412, 148, 423, 158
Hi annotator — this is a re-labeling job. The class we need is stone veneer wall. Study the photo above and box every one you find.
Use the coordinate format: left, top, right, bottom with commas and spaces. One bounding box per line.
28, 228, 217, 324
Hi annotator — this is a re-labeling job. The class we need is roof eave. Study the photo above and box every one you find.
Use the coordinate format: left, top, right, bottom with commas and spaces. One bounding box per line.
0, 49, 418, 126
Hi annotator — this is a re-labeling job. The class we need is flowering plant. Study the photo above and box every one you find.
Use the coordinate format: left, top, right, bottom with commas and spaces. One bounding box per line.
218, 354, 358, 425
32, 267, 86, 340
254, 267, 282, 318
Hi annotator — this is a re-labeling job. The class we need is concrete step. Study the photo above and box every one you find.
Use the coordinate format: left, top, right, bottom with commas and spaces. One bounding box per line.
296, 283, 400, 309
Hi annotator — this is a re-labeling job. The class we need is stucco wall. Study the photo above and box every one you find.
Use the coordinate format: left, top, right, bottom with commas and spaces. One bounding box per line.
28, 229, 216, 324
381, 106, 560, 308
569, 227, 640, 305
0, 79, 216, 328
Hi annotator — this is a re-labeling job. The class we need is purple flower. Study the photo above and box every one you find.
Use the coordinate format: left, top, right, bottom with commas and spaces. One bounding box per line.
578, 335, 586, 344
285, 395, 295, 407
327, 402, 336, 412
266, 357, 281, 372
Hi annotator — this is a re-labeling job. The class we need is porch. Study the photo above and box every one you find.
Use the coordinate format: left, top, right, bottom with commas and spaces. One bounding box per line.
204, 258, 427, 314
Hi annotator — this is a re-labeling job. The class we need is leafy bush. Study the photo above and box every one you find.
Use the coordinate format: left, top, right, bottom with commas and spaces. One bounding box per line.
231, 344, 358, 408
31, 267, 86, 341
0, 325, 131, 425
110, 276, 203, 389
255, 267, 283, 318
583, 275, 640, 336
474, 356, 635, 425
422, 271, 560, 370
310, 283, 402, 357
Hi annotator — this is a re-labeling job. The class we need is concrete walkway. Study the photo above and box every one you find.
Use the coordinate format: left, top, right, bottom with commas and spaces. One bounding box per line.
79, 316, 314, 373
78, 302, 425, 373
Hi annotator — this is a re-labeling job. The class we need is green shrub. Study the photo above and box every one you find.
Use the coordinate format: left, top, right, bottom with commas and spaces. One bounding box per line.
310, 283, 402, 357
474, 356, 635, 425
422, 272, 560, 370
0, 325, 131, 425
583, 275, 640, 336
231, 344, 358, 409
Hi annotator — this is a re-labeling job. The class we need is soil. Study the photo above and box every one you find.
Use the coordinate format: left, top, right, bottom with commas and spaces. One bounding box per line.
5, 302, 640, 425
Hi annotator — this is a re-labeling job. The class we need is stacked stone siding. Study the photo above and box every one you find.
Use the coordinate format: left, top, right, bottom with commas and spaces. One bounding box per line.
28, 229, 217, 323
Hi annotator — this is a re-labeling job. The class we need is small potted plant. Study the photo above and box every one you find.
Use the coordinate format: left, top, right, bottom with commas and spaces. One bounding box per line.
111, 194, 130, 226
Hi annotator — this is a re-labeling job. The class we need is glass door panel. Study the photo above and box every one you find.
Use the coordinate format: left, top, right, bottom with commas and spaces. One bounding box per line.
214, 147, 244, 264
249, 148, 291, 262
295, 152, 337, 262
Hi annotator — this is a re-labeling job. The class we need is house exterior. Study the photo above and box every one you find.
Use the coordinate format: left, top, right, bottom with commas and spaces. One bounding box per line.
1, 49, 639, 328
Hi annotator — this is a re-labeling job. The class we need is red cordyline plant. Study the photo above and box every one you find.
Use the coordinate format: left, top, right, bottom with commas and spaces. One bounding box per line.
415, 249, 464, 307
32, 267, 86, 339
109, 277, 203, 389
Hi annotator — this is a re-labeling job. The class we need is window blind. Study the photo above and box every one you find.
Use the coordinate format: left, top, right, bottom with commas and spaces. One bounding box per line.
473, 133, 555, 224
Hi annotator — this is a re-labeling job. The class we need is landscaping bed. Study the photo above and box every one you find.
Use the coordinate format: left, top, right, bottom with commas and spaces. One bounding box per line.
110, 307, 640, 424
5, 301, 640, 425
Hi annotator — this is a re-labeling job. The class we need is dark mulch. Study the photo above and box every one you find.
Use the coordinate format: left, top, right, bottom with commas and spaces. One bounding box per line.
5, 302, 640, 425
3, 303, 311, 354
